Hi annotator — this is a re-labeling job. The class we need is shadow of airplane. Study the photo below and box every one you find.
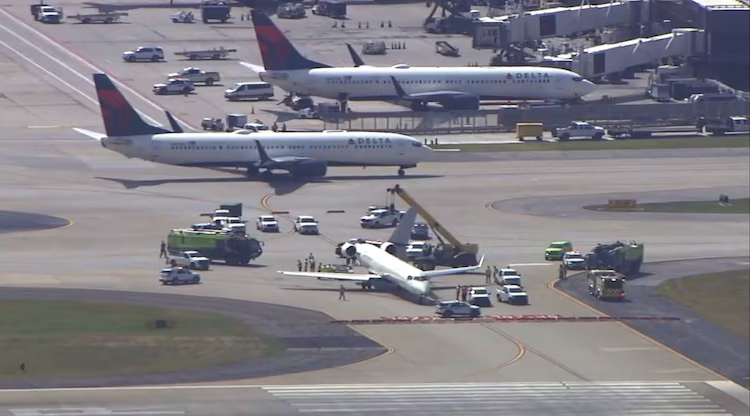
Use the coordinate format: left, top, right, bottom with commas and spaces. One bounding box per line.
95, 173, 441, 196
283, 285, 437, 305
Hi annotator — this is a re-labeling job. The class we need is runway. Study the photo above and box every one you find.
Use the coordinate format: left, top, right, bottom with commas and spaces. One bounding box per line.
0, 1, 748, 415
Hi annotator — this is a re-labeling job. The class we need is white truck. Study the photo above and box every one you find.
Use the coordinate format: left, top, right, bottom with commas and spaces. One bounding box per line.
553, 121, 606, 141
159, 267, 202, 285
496, 285, 529, 305
153, 78, 195, 95
31, 4, 63, 23
167, 251, 211, 270
703, 116, 750, 136
495, 268, 522, 286
123, 46, 165, 62
256, 215, 280, 232
562, 250, 586, 270
468, 287, 492, 306
360, 209, 406, 228
167, 67, 221, 86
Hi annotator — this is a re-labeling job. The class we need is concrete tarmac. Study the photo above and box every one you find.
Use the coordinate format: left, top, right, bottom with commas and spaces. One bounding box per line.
0, 3, 749, 415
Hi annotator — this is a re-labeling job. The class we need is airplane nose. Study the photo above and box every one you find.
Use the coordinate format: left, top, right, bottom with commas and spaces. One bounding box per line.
582, 79, 597, 96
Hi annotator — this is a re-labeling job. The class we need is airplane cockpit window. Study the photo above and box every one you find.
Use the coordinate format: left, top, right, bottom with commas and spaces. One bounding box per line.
411, 142, 424, 147
572, 76, 584, 82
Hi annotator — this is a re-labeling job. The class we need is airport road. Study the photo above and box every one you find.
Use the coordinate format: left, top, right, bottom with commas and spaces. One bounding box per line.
0, 4, 748, 414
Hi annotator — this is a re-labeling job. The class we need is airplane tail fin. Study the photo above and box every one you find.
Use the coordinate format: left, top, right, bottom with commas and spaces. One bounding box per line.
164, 111, 184, 133
389, 76, 410, 98
387, 207, 417, 261
345, 43, 367, 67
250, 10, 331, 71
93, 73, 170, 137
420, 256, 485, 280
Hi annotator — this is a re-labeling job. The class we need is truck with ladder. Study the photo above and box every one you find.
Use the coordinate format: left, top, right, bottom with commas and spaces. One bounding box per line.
585, 241, 644, 277
386, 184, 479, 270
587, 269, 626, 301
167, 228, 262, 266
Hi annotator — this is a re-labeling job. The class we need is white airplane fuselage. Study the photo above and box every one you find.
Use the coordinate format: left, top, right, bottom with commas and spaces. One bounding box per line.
355, 243, 432, 297
259, 66, 597, 101
99, 131, 433, 168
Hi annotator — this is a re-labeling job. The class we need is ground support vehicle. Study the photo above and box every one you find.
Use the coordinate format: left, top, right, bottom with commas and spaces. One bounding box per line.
167, 67, 220, 85
701, 116, 750, 136
294, 216, 319, 235
563, 250, 586, 270
174, 47, 237, 60
160, 267, 201, 285
123, 46, 164, 62
167, 229, 262, 266
545, 241, 573, 261
587, 269, 626, 300
200, 118, 224, 131
67, 12, 127, 23
552, 121, 605, 141
435, 41, 460, 57
200, 0, 230, 23
224, 82, 274, 101
362, 40, 386, 55
360, 209, 405, 228
468, 287, 491, 306
311, 1, 346, 18
171, 11, 195, 23
277, 3, 305, 18
167, 251, 210, 270
256, 215, 280, 232
153, 79, 195, 95
496, 285, 529, 305
495, 268, 522, 286
31, 4, 62, 23
435, 300, 480, 318
387, 185, 479, 269
585, 241, 644, 276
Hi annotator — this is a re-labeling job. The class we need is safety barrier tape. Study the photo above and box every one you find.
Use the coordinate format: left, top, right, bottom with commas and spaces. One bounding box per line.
326, 210, 346, 213
271, 211, 289, 215
329, 315, 681, 324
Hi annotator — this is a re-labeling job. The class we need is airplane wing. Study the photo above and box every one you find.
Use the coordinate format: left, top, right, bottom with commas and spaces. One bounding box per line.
278, 271, 381, 282
73, 128, 106, 142
389, 76, 476, 104
253, 139, 323, 171
240, 61, 265, 73
420, 256, 486, 280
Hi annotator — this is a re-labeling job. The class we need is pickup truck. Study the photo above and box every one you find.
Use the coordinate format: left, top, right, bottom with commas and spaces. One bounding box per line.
31, 4, 63, 23
496, 285, 529, 305
702, 116, 750, 136
167, 250, 210, 270
360, 209, 405, 228
552, 121, 605, 141
153, 78, 195, 95
167, 67, 221, 86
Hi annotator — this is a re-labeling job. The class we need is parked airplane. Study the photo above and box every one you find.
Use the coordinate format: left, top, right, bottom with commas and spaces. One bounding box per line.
73, 74, 433, 178
278, 208, 485, 304
243, 10, 597, 111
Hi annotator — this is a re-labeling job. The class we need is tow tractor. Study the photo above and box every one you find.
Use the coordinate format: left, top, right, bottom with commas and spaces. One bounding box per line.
386, 184, 479, 270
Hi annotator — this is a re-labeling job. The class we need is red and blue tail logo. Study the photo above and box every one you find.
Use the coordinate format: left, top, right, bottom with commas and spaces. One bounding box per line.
93, 73, 169, 137
251, 10, 330, 71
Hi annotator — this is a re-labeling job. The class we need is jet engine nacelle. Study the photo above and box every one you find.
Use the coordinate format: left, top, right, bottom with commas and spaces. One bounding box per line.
342, 243, 358, 258
380, 242, 397, 256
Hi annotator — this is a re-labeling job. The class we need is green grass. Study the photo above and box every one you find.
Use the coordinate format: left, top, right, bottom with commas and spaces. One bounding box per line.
658, 270, 750, 340
584, 198, 750, 214
0, 300, 281, 381
432, 135, 750, 152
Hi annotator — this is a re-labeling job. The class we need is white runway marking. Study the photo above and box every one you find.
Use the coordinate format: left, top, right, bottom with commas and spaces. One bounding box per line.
9, 408, 185, 416
508, 263, 551, 267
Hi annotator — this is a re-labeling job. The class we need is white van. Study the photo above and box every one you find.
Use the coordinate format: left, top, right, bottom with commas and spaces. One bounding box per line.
224, 82, 275, 101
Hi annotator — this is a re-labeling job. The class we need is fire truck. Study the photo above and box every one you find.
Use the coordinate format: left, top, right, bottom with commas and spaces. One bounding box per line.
587, 269, 626, 301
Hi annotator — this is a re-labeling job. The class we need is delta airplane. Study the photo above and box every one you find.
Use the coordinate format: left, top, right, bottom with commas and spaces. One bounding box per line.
242, 10, 597, 111
278, 208, 485, 304
73, 74, 433, 178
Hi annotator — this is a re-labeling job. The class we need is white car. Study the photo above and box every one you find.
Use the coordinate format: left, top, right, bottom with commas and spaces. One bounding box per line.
360, 209, 405, 228
167, 250, 210, 270
166, 67, 221, 85
406, 241, 427, 259
497, 285, 529, 305
563, 251, 587, 270
294, 216, 319, 235
468, 287, 492, 306
159, 267, 201, 285
495, 268, 522, 286
123, 46, 165, 62
553, 121, 606, 141
153, 78, 195, 95
435, 300, 481, 318
256, 215, 280, 232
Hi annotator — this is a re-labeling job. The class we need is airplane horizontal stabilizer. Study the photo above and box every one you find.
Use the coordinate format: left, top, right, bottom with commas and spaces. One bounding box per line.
73, 128, 106, 141
240, 61, 265, 73
277, 271, 379, 282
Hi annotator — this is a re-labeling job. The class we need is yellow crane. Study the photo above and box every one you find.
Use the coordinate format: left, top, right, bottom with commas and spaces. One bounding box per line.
386, 184, 479, 268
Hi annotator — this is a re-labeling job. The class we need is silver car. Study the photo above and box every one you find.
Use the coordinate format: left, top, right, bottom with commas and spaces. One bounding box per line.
435, 301, 481, 318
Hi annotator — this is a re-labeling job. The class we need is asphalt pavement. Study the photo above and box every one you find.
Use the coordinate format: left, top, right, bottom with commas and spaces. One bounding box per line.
556, 257, 750, 388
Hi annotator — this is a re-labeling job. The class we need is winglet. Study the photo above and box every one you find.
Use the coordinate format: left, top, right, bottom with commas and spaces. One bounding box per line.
254, 140, 272, 163
389, 76, 409, 98
164, 111, 183, 133
345, 43, 366, 67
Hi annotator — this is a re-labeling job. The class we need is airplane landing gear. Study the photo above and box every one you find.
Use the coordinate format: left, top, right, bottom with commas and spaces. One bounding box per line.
337, 92, 350, 113
245, 167, 260, 178
410, 101, 428, 111
397, 168, 405, 177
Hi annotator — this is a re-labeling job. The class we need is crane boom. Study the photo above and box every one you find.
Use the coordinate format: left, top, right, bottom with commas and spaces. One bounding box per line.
386, 185, 479, 268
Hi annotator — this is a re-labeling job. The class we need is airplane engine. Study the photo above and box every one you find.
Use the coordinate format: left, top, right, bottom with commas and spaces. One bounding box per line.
446, 95, 480, 110
380, 242, 398, 256
290, 160, 327, 179
341, 243, 358, 258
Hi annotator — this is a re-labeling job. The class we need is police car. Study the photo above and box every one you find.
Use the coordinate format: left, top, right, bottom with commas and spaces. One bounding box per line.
435, 300, 481, 318
159, 267, 201, 285
563, 250, 586, 270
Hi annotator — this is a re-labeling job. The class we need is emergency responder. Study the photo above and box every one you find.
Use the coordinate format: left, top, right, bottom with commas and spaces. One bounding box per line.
317, 264, 322, 272
455, 285, 461, 300
304, 259, 309, 272
297, 260, 303, 271
559, 263, 567, 280
310, 259, 316, 273
485, 266, 492, 284
460, 285, 469, 302
339, 284, 346, 301
159, 241, 167, 259
493, 265, 499, 281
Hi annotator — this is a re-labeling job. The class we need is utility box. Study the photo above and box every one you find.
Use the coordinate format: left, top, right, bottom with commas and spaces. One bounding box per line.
516, 123, 544, 141
226, 114, 248, 130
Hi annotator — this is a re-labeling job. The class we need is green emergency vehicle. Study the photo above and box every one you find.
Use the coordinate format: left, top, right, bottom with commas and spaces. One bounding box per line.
167, 229, 262, 266
585, 241, 644, 276
545, 241, 573, 261
587, 269, 626, 300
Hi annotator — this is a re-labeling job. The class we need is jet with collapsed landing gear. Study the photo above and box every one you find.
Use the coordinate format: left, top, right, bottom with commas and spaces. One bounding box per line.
277, 208, 486, 305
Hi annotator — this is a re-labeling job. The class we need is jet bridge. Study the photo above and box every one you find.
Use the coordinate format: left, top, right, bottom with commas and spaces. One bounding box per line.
548, 28, 706, 79
473, 0, 648, 50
